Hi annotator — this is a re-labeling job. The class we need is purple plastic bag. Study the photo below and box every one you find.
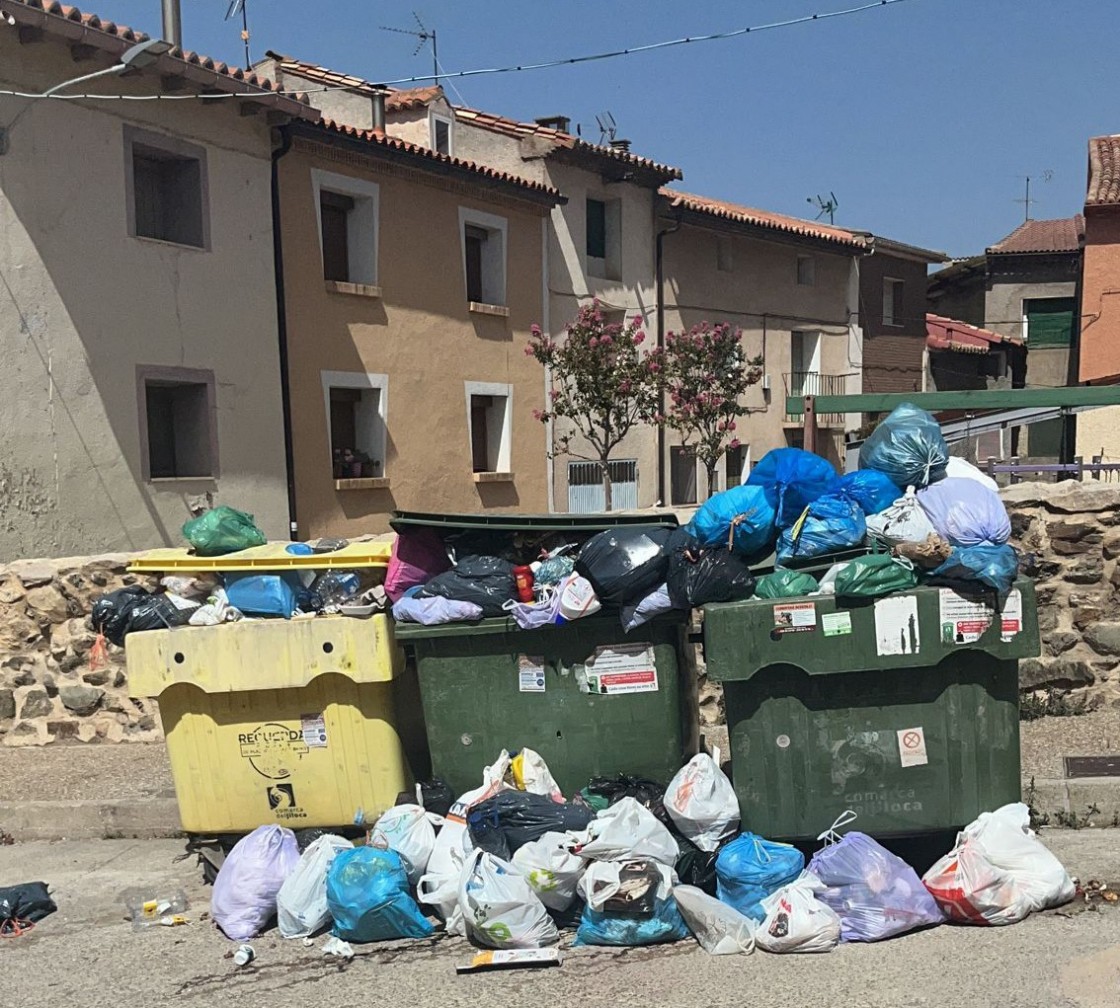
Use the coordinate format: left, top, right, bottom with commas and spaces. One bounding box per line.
392, 595, 483, 625
807, 831, 944, 942
385, 528, 451, 602
211, 825, 300, 941
916, 477, 1010, 547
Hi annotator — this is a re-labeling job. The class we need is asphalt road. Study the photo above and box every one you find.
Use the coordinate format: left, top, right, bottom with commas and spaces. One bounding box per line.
3, 832, 1118, 1008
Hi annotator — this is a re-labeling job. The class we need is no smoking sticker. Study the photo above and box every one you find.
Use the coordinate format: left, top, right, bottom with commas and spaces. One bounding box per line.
897, 727, 928, 767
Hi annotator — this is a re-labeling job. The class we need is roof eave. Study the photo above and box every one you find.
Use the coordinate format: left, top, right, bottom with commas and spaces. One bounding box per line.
664, 201, 865, 254
546, 145, 682, 187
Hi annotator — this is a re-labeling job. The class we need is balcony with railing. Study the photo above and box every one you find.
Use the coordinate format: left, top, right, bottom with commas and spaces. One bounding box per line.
783, 372, 853, 426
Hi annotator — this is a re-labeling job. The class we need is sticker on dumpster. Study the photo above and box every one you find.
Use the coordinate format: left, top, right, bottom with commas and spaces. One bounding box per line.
266, 783, 308, 822
897, 727, 929, 767
874, 596, 920, 656
1000, 590, 1022, 642
238, 722, 309, 779
581, 644, 658, 695
518, 655, 546, 693
772, 602, 816, 633
821, 611, 852, 637
301, 713, 328, 748
938, 589, 1023, 644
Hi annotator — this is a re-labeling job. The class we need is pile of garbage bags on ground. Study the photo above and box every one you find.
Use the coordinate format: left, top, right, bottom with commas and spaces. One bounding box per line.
207, 747, 1074, 957
388, 402, 1018, 629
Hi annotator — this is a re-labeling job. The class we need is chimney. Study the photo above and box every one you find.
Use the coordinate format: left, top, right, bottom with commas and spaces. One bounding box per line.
371, 91, 386, 132
535, 115, 570, 134
161, 0, 182, 49
609, 138, 632, 152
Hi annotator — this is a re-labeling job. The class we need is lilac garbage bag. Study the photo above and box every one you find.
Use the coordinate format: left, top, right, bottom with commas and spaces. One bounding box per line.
211, 825, 301, 941
392, 596, 483, 625
916, 477, 1011, 547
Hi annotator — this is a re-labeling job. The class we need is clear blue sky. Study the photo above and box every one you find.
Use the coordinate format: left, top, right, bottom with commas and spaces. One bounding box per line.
104, 0, 1111, 257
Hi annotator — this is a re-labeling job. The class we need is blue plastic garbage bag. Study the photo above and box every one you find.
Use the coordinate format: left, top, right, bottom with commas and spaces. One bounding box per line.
837, 469, 899, 516
808, 831, 944, 942
715, 832, 805, 922
928, 543, 1019, 597
858, 403, 948, 489
916, 477, 1011, 546
685, 484, 776, 557
747, 448, 839, 528
776, 494, 867, 562
326, 847, 433, 943
573, 898, 691, 947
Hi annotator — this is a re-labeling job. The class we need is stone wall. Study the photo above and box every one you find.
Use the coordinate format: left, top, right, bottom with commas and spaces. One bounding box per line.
1003, 480, 1120, 707
0, 554, 159, 746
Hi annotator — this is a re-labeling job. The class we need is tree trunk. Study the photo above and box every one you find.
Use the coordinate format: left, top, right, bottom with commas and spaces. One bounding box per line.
705, 459, 720, 499
600, 459, 613, 512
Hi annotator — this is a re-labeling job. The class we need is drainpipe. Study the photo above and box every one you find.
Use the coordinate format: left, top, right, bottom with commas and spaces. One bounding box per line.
1062, 247, 1085, 470
271, 125, 299, 539
371, 90, 386, 132
161, 0, 182, 48
655, 214, 681, 507
542, 215, 556, 512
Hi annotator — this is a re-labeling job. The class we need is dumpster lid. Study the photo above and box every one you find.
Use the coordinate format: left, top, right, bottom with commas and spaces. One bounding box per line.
393, 610, 688, 640
129, 540, 392, 573
389, 510, 679, 534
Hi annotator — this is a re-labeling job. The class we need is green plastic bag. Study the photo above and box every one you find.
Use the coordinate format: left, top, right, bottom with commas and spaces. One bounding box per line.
181, 506, 267, 556
833, 554, 917, 599
754, 568, 818, 599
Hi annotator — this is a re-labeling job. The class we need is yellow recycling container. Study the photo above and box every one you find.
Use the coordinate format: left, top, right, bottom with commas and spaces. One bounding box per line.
127, 614, 411, 834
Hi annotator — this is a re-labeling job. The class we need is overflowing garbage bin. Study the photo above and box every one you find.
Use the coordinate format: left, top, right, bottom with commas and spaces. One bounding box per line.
702, 577, 1040, 841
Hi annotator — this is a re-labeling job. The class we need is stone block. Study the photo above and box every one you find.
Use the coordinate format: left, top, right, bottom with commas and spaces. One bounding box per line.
19, 688, 53, 719
1073, 606, 1105, 630
1037, 607, 1059, 633
41, 674, 57, 698
0, 577, 26, 604
1008, 512, 1035, 539
60, 685, 104, 716
1103, 529, 1120, 560
82, 668, 112, 687
24, 584, 70, 623
0, 610, 41, 651
1019, 658, 1095, 691
0, 687, 14, 720
1064, 557, 1104, 584
9, 560, 57, 587
1044, 631, 1079, 657
46, 719, 79, 740
1084, 621, 1120, 656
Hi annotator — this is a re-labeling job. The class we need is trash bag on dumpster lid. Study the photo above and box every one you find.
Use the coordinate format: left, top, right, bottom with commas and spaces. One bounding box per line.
928, 543, 1019, 598
807, 818, 944, 942
574, 860, 690, 946
917, 477, 1011, 547
945, 455, 1000, 490
385, 527, 451, 602
776, 494, 867, 563
459, 849, 559, 948
212, 825, 300, 941
833, 554, 918, 599
673, 884, 756, 955
858, 403, 948, 489
0, 882, 56, 933
510, 747, 564, 802
327, 846, 433, 942
747, 448, 839, 528
224, 572, 300, 618
582, 775, 668, 821
663, 750, 739, 853
369, 804, 444, 886
574, 526, 673, 603
181, 505, 267, 556
685, 484, 777, 557
511, 831, 587, 911
572, 796, 679, 865
620, 583, 676, 632
754, 872, 842, 954
836, 469, 899, 516
468, 791, 594, 861
91, 586, 194, 646
665, 531, 756, 608
753, 568, 819, 600
922, 802, 1073, 926
419, 555, 517, 617
865, 488, 937, 545
392, 595, 484, 625
715, 832, 805, 922
277, 834, 353, 939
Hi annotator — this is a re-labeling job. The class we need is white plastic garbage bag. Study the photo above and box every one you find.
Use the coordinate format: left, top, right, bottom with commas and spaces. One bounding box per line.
369, 804, 443, 886
458, 849, 560, 949
663, 749, 739, 853
923, 802, 1074, 925
673, 885, 755, 955
865, 488, 936, 545
578, 858, 674, 909
814, 562, 851, 595
211, 825, 300, 941
511, 748, 563, 802
945, 455, 999, 491
276, 834, 352, 939
416, 870, 465, 934
754, 871, 842, 954
427, 751, 511, 880
917, 477, 1011, 546
573, 796, 680, 866
511, 831, 587, 911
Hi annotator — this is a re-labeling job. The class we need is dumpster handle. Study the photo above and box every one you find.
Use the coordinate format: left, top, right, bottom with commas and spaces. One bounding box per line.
817, 809, 857, 845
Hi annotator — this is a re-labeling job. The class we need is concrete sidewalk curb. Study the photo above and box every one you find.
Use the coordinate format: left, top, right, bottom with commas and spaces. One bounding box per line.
1024, 775, 1120, 824
0, 798, 182, 841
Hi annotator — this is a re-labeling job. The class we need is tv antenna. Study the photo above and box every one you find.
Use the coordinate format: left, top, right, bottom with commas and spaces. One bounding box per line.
224, 0, 252, 70
596, 111, 617, 145
1015, 170, 1054, 223
807, 192, 839, 225
381, 12, 439, 85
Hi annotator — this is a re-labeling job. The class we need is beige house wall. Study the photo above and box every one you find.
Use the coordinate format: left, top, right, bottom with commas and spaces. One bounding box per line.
278, 136, 551, 539
0, 35, 289, 559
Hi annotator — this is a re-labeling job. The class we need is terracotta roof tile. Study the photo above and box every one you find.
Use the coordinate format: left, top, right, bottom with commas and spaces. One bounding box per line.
316, 118, 563, 202
987, 216, 1084, 255
265, 54, 441, 112
1087, 135, 1120, 206
2, 1, 315, 117
659, 188, 867, 249
926, 313, 1023, 354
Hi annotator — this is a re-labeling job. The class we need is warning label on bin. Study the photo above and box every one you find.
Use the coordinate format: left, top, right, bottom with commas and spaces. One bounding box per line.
938, 589, 1022, 644
581, 644, 658, 695
821, 611, 852, 637
518, 655, 546, 693
301, 713, 328, 748
239, 722, 308, 780
772, 601, 816, 633
897, 727, 928, 767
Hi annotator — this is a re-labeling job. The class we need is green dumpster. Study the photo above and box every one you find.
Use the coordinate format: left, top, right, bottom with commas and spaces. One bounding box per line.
390, 511, 697, 798
702, 578, 1039, 840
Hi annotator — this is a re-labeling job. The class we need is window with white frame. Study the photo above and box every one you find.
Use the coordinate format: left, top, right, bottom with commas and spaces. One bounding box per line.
312, 169, 379, 287
125, 126, 209, 249
796, 254, 815, 286
465, 382, 512, 473
883, 277, 904, 326
430, 113, 453, 155
321, 371, 388, 480
586, 196, 622, 280
459, 208, 507, 306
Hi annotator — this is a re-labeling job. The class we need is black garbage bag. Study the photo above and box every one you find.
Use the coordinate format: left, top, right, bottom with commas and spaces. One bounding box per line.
91, 587, 194, 646
574, 526, 673, 604
419, 555, 516, 617
665, 530, 756, 608
467, 792, 595, 860
0, 882, 56, 934
418, 778, 454, 818
673, 833, 722, 896
583, 774, 669, 824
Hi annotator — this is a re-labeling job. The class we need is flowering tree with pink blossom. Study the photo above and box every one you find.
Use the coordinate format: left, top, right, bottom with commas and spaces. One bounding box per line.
651, 321, 764, 498
527, 301, 659, 511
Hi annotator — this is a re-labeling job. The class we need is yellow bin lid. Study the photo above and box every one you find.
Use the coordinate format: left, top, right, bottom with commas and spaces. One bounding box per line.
129, 539, 392, 573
